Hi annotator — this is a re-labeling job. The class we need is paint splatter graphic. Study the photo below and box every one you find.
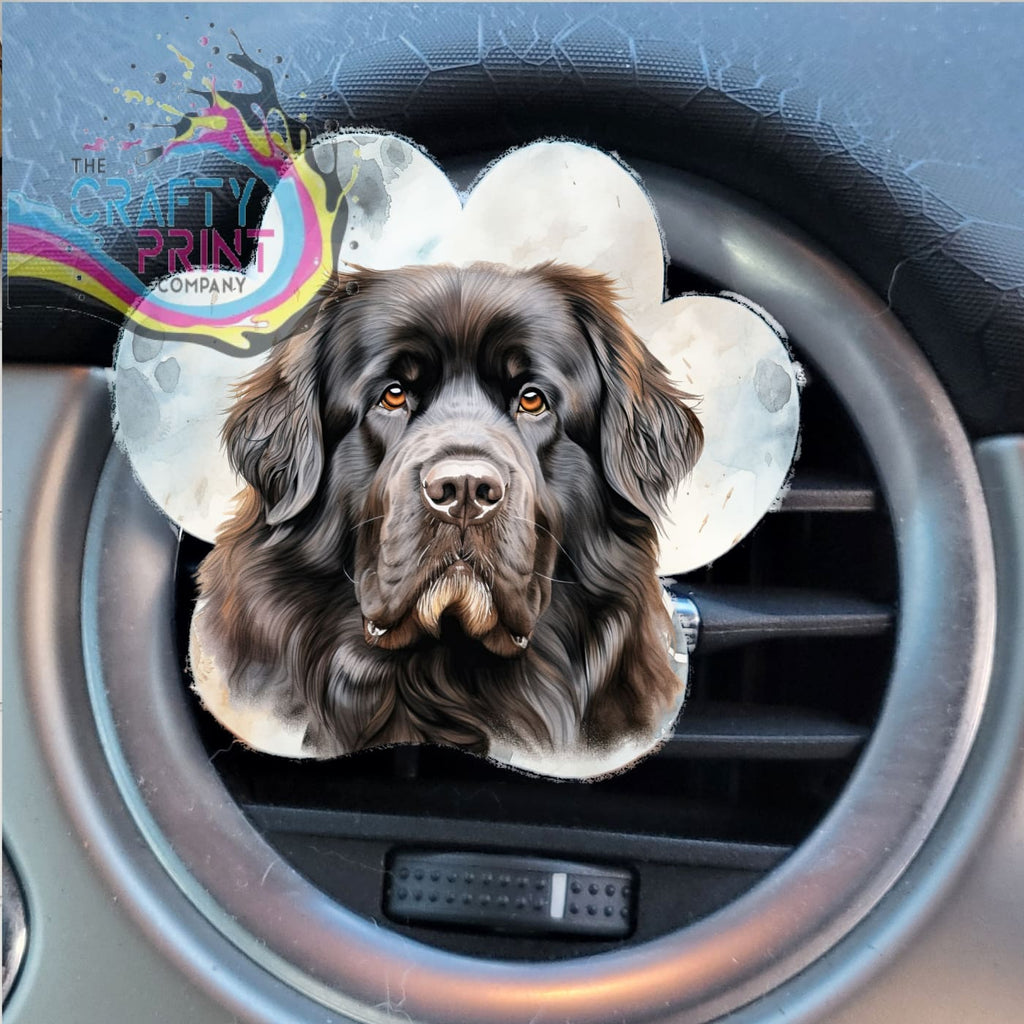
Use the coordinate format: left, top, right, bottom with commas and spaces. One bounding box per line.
7, 33, 348, 351
166, 42, 196, 80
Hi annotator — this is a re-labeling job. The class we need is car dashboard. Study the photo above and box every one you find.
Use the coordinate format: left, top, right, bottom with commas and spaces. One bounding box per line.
3, 4, 1024, 1023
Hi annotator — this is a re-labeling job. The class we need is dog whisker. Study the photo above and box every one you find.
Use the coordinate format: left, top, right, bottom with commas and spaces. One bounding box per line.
533, 571, 578, 585
473, 553, 495, 589
349, 514, 385, 532
508, 513, 586, 580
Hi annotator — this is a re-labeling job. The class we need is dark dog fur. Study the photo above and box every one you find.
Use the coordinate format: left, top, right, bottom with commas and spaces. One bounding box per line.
194, 262, 702, 761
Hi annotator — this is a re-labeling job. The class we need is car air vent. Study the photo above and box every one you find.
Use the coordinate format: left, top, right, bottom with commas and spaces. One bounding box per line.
51, 162, 989, 1020
173, 301, 897, 963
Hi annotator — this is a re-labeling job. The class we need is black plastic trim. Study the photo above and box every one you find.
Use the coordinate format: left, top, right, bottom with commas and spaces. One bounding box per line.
667, 704, 868, 761
248, 806, 791, 874
685, 585, 892, 654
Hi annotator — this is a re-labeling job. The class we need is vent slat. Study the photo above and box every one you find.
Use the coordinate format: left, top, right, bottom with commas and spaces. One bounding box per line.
776, 473, 878, 512
244, 805, 792, 872
684, 585, 892, 653
665, 702, 868, 760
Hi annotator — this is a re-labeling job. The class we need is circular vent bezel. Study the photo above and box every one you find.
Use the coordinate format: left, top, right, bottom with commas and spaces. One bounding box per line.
30, 167, 994, 1024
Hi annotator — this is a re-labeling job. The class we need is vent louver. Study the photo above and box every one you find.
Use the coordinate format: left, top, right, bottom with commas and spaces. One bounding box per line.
175, 354, 896, 962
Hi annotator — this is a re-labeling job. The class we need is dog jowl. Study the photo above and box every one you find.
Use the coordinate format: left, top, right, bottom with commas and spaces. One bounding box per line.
193, 262, 703, 764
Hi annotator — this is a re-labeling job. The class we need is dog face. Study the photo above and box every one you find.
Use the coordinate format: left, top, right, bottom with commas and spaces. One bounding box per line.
201, 262, 702, 759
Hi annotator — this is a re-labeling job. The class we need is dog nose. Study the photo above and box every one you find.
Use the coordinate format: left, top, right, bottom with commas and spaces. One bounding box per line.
422, 458, 506, 526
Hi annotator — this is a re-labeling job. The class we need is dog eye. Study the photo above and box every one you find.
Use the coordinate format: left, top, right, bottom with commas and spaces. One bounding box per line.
379, 384, 408, 411
517, 388, 548, 416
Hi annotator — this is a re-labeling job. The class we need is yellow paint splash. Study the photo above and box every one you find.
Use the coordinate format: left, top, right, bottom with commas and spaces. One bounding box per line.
116, 87, 182, 114
167, 43, 195, 80
339, 164, 360, 202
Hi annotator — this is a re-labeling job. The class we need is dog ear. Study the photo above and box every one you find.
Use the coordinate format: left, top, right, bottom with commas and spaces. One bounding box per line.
541, 263, 704, 520
224, 310, 329, 527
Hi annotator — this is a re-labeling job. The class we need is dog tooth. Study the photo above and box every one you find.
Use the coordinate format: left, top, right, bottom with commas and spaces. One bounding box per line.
511, 634, 530, 649
366, 620, 389, 637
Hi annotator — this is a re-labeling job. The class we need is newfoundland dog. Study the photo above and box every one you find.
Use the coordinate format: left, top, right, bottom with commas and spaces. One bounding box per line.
192, 261, 702, 771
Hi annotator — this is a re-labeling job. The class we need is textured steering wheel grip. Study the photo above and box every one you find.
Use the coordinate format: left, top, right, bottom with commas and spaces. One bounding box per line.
6, 4, 1022, 435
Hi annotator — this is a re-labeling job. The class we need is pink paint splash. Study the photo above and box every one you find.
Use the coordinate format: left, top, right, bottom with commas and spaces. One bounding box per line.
119, 139, 143, 151
84, 137, 107, 151
10, 224, 141, 309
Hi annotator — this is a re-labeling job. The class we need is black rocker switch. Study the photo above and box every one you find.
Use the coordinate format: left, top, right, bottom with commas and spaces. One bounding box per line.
384, 851, 635, 938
